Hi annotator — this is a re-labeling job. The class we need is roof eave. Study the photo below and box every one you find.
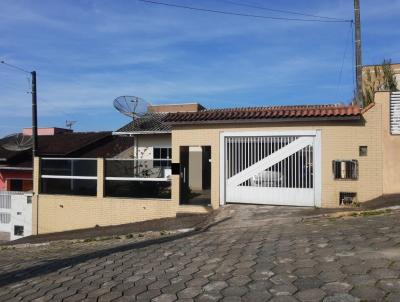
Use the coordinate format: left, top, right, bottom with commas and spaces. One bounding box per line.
112, 131, 172, 136
166, 115, 362, 125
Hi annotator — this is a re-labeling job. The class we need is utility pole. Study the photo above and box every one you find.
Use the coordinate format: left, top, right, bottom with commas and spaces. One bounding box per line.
354, 0, 363, 108
31, 71, 38, 157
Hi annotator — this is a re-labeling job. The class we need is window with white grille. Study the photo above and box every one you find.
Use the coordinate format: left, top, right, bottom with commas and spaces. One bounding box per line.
332, 160, 358, 180
0, 212, 11, 224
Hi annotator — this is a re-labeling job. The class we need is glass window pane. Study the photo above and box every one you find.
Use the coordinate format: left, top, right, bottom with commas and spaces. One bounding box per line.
40, 178, 97, 196
41, 159, 96, 177
161, 148, 168, 159
106, 160, 164, 178
105, 180, 171, 199
154, 148, 161, 159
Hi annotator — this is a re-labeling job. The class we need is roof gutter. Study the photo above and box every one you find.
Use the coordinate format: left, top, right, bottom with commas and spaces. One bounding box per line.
112, 131, 172, 136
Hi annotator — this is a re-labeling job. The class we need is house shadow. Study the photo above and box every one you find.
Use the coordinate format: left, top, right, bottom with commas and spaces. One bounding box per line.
0, 217, 231, 288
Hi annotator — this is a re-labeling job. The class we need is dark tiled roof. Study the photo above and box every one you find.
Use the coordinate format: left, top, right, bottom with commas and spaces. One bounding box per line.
37, 132, 111, 156
164, 104, 362, 124
117, 113, 171, 133
79, 136, 135, 158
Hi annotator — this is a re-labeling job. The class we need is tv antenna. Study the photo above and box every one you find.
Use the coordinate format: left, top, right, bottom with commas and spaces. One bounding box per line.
1, 133, 33, 152
65, 120, 77, 130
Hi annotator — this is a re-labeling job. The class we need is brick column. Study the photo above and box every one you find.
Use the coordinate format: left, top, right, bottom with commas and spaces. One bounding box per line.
32, 157, 40, 235
97, 158, 104, 198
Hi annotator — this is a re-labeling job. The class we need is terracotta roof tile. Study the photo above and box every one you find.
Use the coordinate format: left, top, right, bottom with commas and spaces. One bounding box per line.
164, 104, 361, 124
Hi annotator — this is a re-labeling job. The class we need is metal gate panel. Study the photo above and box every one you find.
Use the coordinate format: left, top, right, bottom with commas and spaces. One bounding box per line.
221, 132, 320, 207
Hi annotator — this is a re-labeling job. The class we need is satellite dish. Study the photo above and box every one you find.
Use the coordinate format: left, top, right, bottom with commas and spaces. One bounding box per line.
65, 120, 77, 129
2, 133, 33, 151
113, 96, 151, 120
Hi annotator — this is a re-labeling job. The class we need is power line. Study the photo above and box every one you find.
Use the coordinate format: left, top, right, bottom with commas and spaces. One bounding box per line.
138, 0, 352, 23
219, 0, 351, 22
335, 21, 354, 101
0, 60, 31, 74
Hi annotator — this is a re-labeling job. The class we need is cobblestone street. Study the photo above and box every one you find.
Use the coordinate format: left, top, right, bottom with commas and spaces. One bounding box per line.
1, 205, 400, 301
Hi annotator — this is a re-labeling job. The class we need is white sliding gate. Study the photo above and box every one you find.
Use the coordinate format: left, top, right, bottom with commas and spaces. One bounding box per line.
220, 131, 321, 207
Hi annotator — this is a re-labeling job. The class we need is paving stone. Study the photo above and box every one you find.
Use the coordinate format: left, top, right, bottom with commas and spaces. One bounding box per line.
350, 286, 385, 301
177, 287, 202, 299
345, 274, 376, 287
321, 282, 352, 294
370, 268, 399, 279
270, 274, 297, 285
296, 288, 326, 302
269, 284, 298, 296
269, 296, 300, 302
376, 278, 400, 292
322, 293, 360, 302
293, 278, 323, 290
195, 292, 222, 302
152, 293, 177, 302
385, 292, 400, 302
227, 275, 251, 286
242, 290, 272, 301
221, 286, 248, 297
203, 281, 228, 293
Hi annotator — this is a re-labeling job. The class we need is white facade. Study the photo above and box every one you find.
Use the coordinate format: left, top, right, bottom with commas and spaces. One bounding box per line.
0, 191, 32, 241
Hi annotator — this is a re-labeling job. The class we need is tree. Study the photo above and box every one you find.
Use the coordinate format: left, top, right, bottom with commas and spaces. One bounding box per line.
361, 59, 399, 107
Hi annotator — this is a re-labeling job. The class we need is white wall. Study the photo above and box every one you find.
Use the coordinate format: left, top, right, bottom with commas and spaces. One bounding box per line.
116, 134, 171, 160
0, 192, 32, 241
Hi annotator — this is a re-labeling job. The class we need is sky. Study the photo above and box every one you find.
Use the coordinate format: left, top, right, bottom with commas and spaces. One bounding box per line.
0, 0, 399, 137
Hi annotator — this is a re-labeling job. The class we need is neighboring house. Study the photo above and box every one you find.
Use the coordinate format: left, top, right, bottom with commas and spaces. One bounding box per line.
31, 93, 400, 235
0, 128, 135, 241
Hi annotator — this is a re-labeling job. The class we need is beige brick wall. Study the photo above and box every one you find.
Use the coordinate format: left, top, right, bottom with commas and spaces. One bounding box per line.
35, 195, 179, 234
172, 100, 385, 208
33, 156, 209, 234
379, 92, 400, 194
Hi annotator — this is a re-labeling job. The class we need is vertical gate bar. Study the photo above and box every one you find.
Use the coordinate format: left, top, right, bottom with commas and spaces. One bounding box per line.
267, 137, 270, 187
233, 138, 235, 177
294, 141, 297, 188
231, 138, 233, 178
311, 144, 314, 188
300, 147, 303, 188
227, 137, 230, 179
227, 138, 230, 178
305, 146, 309, 189
278, 137, 281, 188
235, 137, 238, 176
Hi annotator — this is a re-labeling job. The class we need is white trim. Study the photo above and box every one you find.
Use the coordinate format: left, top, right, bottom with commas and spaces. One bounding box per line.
41, 175, 97, 180
41, 157, 97, 161
221, 130, 318, 137
219, 130, 321, 207
105, 158, 171, 161
105, 177, 171, 182
313, 130, 322, 208
0, 167, 33, 171
219, 133, 225, 206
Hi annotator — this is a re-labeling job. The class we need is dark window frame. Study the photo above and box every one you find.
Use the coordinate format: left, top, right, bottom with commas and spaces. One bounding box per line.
332, 160, 358, 180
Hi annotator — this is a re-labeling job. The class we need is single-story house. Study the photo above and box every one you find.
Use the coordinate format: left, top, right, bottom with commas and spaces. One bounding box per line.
30, 91, 400, 235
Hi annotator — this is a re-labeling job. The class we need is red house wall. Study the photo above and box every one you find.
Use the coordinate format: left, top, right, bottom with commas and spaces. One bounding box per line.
0, 170, 33, 191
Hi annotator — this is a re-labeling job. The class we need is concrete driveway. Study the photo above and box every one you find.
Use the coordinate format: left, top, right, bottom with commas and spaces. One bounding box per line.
1, 205, 400, 302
